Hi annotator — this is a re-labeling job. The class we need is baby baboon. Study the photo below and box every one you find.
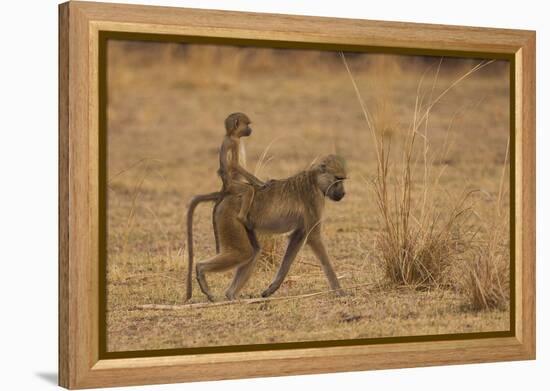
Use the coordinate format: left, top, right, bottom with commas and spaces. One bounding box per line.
218, 112, 265, 228
185, 113, 264, 299
186, 154, 347, 302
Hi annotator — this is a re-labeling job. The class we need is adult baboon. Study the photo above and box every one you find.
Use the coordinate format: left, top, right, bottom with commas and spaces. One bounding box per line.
186, 154, 347, 302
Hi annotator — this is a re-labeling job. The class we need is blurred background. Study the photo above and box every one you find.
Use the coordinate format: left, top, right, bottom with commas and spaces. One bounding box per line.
105, 40, 510, 352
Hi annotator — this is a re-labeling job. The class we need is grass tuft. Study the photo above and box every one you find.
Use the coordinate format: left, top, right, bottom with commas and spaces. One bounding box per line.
341, 53, 493, 288
462, 138, 510, 310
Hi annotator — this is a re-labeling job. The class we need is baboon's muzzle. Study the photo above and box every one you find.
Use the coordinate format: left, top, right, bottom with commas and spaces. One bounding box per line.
331, 189, 345, 201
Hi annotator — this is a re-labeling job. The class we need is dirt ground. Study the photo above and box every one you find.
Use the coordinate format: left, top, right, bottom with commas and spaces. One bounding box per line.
105, 41, 510, 352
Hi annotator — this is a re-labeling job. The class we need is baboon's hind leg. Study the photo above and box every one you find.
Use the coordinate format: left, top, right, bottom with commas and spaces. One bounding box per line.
225, 229, 261, 300
196, 249, 255, 302
195, 263, 215, 302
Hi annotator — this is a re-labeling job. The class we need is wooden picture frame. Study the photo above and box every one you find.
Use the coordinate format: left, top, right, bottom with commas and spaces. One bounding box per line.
59, 1, 536, 389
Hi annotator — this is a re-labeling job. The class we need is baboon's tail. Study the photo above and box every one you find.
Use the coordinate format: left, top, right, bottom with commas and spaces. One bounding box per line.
212, 198, 223, 253
186, 191, 222, 301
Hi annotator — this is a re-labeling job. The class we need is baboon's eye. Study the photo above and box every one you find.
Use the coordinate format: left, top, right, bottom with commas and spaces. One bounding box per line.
335, 176, 345, 181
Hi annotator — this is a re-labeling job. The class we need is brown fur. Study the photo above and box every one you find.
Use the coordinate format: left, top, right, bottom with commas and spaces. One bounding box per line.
186, 154, 347, 301
212, 113, 264, 252
186, 113, 263, 299
218, 112, 265, 227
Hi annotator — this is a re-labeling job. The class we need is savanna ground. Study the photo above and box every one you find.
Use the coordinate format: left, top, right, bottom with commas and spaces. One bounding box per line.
106, 41, 510, 352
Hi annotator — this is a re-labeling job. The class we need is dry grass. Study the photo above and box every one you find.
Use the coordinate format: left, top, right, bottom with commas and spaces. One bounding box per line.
371, 120, 474, 288
257, 234, 286, 271
462, 140, 510, 310
466, 223, 510, 311
341, 54, 486, 288
105, 41, 511, 352
342, 53, 510, 306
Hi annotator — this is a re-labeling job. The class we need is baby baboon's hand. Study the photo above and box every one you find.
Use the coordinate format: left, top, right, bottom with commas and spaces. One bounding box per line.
260, 179, 275, 189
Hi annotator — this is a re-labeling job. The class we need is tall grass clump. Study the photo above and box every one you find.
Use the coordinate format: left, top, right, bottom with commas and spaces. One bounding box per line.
371, 110, 473, 287
465, 216, 509, 310
341, 53, 495, 288
463, 140, 510, 310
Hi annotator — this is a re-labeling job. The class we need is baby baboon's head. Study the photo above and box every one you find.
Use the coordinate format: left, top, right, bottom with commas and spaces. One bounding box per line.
225, 112, 252, 138
312, 155, 347, 201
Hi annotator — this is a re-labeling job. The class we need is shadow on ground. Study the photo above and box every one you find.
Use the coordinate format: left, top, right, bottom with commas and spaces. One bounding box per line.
35, 372, 57, 385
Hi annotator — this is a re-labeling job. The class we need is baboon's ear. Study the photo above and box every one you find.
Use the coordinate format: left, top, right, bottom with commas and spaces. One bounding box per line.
225, 115, 239, 134
319, 163, 327, 173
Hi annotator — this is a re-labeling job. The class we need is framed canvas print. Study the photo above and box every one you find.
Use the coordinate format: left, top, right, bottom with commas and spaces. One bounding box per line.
58, 1, 536, 389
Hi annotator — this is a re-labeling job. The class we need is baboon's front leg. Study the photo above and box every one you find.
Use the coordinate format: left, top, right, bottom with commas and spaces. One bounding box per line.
307, 234, 343, 294
261, 229, 305, 297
